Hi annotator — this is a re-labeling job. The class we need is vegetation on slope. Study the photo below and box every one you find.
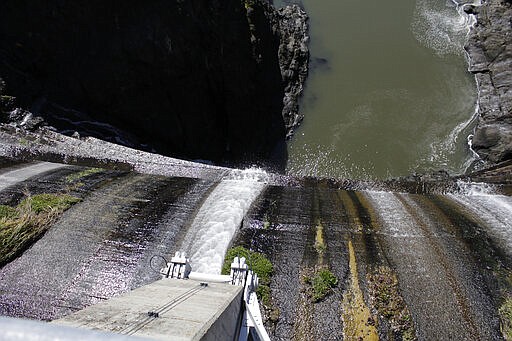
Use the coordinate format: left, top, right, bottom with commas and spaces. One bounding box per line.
303, 267, 338, 302
367, 266, 416, 340
0, 193, 80, 266
222, 245, 273, 305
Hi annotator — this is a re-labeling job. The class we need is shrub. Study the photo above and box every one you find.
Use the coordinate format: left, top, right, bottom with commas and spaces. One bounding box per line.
222, 246, 273, 304
304, 268, 338, 302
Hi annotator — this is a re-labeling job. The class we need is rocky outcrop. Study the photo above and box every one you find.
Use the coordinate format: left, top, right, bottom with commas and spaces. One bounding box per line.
465, 0, 512, 163
0, 1, 308, 170
276, 5, 309, 138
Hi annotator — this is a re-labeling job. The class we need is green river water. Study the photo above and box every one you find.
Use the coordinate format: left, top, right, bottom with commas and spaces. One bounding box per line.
278, 0, 479, 180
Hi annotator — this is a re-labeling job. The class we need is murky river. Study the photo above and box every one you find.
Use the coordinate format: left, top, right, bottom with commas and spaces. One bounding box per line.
278, 0, 479, 180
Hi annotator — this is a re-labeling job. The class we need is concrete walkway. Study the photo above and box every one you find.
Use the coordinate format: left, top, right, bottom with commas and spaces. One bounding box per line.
54, 278, 243, 341
0, 161, 67, 191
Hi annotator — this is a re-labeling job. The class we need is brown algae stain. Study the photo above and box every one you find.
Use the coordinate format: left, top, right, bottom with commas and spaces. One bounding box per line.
340, 190, 416, 339
342, 240, 379, 341
315, 219, 326, 264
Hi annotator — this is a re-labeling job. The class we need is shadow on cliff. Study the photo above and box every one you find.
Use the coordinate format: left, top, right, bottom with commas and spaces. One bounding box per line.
0, 0, 288, 171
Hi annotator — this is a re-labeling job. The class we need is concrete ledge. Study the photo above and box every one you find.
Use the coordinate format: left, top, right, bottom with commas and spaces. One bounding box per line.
53, 278, 243, 341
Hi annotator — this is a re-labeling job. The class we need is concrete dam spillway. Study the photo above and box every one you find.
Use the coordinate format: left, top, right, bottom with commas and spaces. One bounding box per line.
0, 160, 511, 340
0, 0, 512, 340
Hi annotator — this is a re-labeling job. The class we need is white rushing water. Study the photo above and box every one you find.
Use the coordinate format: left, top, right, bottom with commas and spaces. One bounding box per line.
454, 179, 497, 195
364, 191, 423, 238
181, 168, 268, 274
448, 193, 512, 251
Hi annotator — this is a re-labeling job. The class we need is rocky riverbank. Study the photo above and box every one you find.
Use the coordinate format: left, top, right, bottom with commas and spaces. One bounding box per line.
465, 0, 512, 164
0, 0, 308, 170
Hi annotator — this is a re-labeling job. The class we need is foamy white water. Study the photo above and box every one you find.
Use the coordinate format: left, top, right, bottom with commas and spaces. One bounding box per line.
412, 0, 479, 56
448, 193, 512, 251
454, 180, 496, 195
181, 168, 267, 274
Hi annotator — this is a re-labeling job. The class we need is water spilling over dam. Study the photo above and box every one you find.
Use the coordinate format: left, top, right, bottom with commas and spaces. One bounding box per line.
180, 168, 268, 274
0, 0, 511, 339
0, 160, 510, 340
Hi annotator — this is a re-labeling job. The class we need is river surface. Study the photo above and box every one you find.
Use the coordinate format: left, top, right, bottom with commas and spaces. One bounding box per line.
277, 0, 479, 180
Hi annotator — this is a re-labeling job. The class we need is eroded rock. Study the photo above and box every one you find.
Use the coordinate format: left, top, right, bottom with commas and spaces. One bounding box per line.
466, 0, 512, 163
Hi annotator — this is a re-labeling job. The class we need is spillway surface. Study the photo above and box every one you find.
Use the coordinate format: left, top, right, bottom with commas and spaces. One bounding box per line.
239, 183, 510, 340
0, 161, 511, 341
0, 164, 214, 320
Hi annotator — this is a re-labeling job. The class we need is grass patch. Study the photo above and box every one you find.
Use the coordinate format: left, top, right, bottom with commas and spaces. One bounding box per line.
304, 267, 338, 302
65, 167, 103, 183
500, 296, 512, 340
0, 205, 18, 219
20, 193, 80, 214
0, 193, 80, 266
222, 246, 273, 305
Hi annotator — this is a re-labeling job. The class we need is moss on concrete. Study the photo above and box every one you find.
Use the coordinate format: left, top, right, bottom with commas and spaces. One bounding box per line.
500, 296, 512, 340
20, 193, 80, 214
65, 167, 103, 183
314, 219, 326, 263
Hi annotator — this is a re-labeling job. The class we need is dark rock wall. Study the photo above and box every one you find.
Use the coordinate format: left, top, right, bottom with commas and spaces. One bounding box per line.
0, 0, 296, 168
276, 5, 309, 138
466, 0, 512, 164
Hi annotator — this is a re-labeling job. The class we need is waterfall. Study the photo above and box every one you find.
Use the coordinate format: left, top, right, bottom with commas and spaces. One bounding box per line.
180, 168, 268, 274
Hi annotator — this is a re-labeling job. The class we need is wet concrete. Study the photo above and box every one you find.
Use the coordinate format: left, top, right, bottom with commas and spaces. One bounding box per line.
364, 192, 500, 340
0, 162, 69, 192
239, 185, 351, 341
0, 165, 215, 320
235, 183, 510, 340
0, 163, 121, 206
0, 160, 511, 340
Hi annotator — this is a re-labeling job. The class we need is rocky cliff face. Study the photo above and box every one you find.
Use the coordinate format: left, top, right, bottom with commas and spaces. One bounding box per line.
465, 0, 512, 164
0, 0, 308, 170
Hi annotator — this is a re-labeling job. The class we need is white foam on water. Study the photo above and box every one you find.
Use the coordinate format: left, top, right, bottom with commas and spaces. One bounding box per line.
454, 180, 497, 195
181, 168, 267, 274
286, 143, 377, 180
412, 0, 479, 56
448, 193, 512, 250
427, 101, 480, 171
